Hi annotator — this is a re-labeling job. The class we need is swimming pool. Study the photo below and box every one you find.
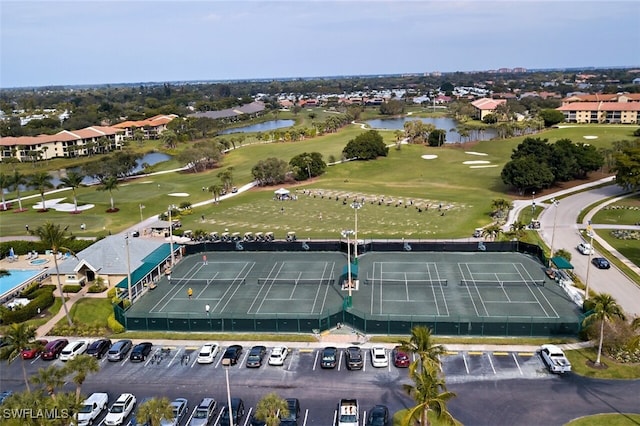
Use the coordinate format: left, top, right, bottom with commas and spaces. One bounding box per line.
0, 269, 47, 302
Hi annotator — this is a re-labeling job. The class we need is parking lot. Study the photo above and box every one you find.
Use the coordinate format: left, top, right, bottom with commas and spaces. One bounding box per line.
2, 342, 556, 426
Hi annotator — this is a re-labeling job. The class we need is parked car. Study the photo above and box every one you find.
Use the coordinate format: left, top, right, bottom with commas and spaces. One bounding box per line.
188, 397, 216, 426
76, 392, 109, 426
107, 339, 133, 362
539, 344, 572, 374
86, 339, 111, 359
161, 398, 188, 426
577, 242, 594, 255
592, 257, 611, 269
345, 346, 363, 370
59, 340, 89, 361
219, 398, 244, 426
130, 342, 153, 362
0, 390, 13, 405
366, 404, 389, 426
20, 339, 48, 360
392, 346, 411, 368
41, 339, 69, 360
221, 345, 243, 365
321, 346, 338, 369
197, 342, 220, 364
245, 345, 267, 368
370, 347, 388, 368
268, 346, 289, 366
104, 393, 136, 426
279, 398, 301, 426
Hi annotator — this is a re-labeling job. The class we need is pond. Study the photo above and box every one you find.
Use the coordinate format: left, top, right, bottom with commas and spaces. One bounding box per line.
219, 119, 295, 135
365, 116, 497, 142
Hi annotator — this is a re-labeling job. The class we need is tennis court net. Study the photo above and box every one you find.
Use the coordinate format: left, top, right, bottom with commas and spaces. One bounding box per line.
172, 277, 245, 286
366, 278, 448, 286
459, 279, 544, 287
258, 277, 335, 286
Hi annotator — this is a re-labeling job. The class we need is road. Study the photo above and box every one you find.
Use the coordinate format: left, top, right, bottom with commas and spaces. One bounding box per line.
536, 184, 640, 316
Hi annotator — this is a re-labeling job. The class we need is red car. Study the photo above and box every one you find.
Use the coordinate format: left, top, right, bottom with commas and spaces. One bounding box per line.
21, 339, 48, 360
41, 339, 69, 360
392, 346, 411, 368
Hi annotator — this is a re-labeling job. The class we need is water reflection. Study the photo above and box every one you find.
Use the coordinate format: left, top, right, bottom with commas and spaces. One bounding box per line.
365, 117, 496, 142
219, 119, 295, 135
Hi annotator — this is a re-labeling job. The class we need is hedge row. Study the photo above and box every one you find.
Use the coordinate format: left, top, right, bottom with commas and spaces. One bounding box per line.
2, 285, 56, 324
62, 285, 82, 293
107, 313, 125, 333
0, 239, 96, 258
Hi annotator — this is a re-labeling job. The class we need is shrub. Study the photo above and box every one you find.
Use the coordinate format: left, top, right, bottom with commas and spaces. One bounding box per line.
106, 287, 117, 299
1, 286, 55, 324
20, 281, 41, 297
62, 284, 82, 293
87, 284, 107, 293
107, 313, 125, 333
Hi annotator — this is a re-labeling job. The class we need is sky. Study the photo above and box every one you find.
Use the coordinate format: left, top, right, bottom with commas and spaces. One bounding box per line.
1, 0, 639, 88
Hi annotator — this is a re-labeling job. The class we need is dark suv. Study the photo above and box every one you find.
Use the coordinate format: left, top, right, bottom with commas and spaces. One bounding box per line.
41, 339, 69, 360
320, 346, 337, 369
220, 398, 244, 426
86, 339, 111, 359
345, 346, 363, 370
245, 345, 266, 368
222, 345, 243, 366
279, 398, 301, 426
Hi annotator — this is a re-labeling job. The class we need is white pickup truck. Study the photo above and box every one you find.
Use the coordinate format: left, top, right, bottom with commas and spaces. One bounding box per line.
337, 399, 359, 426
539, 344, 572, 374
76, 392, 109, 426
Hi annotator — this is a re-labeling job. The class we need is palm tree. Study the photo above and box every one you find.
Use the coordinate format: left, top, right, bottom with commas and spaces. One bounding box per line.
28, 172, 54, 211
10, 169, 27, 211
60, 171, 84, 213
0, 172, 10, 210
510, 220, 527, 239
402, 362, 457, 426
253, 392, 289, 426
31, 222, 76, 326
582, 293, 626, 366
136, 397, 174, 426
490, 198, 513, 219
208, 184, 223, 203
97, 175, 119, 212
398, 326, 445, 371
0, 322, 37, 391
482, 224, 503, 241
31, 365, 66, 401
62, 354, 100, 403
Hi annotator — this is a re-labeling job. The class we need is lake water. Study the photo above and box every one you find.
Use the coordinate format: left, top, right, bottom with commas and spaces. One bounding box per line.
219, 119, 295, 135
365, 117, 497, 142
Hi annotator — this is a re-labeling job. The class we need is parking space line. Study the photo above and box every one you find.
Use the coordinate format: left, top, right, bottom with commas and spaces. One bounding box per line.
462, 353, 469, 374
487, 353, 496, 374
362, 351, 366, 372
518, 352, 535, 356
338, 351, 343, 371
512, 353, 523, 375
467, 351, 483, 356
313, 350, 319, 371
167, 348, 181, 367
302, 408, 309, 425
446, 351, 458, 355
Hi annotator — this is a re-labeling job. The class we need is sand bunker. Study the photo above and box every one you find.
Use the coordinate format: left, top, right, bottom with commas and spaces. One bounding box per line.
583, 136, 598, 140
421, 155, 438, 160
463, 160, 491, 165
168, 192, 190, 197
33, 198, 95, 212
465, 151, 488, 156
470, 165, 499, 169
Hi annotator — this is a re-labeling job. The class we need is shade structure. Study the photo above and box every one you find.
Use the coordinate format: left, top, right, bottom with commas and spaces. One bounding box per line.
274, 188, 290, 195
551, 256, 574, 269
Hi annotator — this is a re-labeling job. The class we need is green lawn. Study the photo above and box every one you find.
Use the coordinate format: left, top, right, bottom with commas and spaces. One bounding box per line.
565, 347, 640, 379
565, 413, 640, 426
65, 298, 113, 328
591, 195, 640, 226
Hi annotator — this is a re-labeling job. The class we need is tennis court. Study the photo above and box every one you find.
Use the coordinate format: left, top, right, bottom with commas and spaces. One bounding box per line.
122, 246, 581, 336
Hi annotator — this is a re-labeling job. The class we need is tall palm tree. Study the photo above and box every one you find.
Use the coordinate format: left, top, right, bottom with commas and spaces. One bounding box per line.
62, 354, 100, 403
60, 171, 85, 213
97, 175, 119, 212
482, 224, 503, 241
0, 172, 11, 210
490, 198, 513, 219
28, 172, 54, 211
31, 365, 66, 401
10, 169, 28, 211
510, 220, 527, 239
0, 322, 37, 391
398, 326, 445, 371
582, 293, 626, 365
253, 392, 289, 426
402, 362, 457, 426
136, 397, 174, 426
208, 184, 223, 203
31, 222, 76, 326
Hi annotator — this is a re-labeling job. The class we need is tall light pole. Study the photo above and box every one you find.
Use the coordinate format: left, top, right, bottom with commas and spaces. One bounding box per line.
168, 205, 175, 266
341, 229, 354, 308
350, 201, 362, 260
125, 232, 132, 303
549, 198, 560, 260
531, 191, 536, 215
585, 221, 594, 300
222, 358, 234, 426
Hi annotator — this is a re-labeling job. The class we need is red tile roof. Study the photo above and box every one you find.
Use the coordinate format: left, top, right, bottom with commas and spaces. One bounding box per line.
471, 98, 507, 110
556, 102, 640, 111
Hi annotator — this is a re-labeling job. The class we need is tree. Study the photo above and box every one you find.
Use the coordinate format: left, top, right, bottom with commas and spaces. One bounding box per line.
253, 392, 289, 426
402, 362, 457, 426
613, 146, 640, 191
136, 397, 174, 426
10, 169, 28, 211
208, 184, 224, 203
343, 130, 389, 160
160, 129, 178, 149
2, 389, 80, 426
0, 322, 37, 391
482, 224, 502, 241
490, 198, 513, 219
582, 293, 626, 366
31, 365, 66, 401
31, 222, 76, 326
427, 129, 447, 147
0, 173, 10, 210
509, 220, 527, 238
60, 171, 84, 213
380, 99, 405, 115
289, 152, 327, 181
217, 168, 235, 193
28, 172, 54, 211
538, 109, 565, 127
97, 175, 119, 212
251, 157, 289, 186
62, 354, 100, 403
398, 326, 445, 371
501, 156, 555, 193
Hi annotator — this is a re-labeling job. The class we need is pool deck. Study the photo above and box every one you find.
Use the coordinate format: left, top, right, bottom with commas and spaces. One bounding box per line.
0, 253, 56, 271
